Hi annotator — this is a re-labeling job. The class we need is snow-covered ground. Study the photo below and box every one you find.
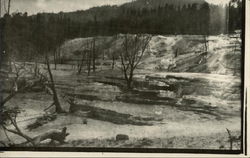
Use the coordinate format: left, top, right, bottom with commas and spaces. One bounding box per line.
0, 34, 242, 149
61, 34, 241, 75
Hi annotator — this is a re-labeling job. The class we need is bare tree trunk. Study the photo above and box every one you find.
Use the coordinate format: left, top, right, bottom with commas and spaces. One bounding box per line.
7, 0, 11, 15
92, 38, 96, 72
127, 68, 134, 89
175, 48, 178, 58
58, 47, 61, 64
102, 52, 104, 60
126, 79, 132, 89
0, 0, 2, 17
226, 128, 233, 150
8, 59, 12, 72
53, 50, 57, 70
1, 114, 36, 146
45, 55, 64, 113
233, 38, 238, 76
34, 61, 38, 77
203, 35, 208, 54
3, 125, 35, 146
87, 51, 91, 76
112, 55, 115, 70
121, 67, 132, 89
77, 51, 85, 74
119, 34, 151, 89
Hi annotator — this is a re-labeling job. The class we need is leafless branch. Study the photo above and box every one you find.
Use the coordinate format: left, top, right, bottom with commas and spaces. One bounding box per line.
119, 34, 151, 89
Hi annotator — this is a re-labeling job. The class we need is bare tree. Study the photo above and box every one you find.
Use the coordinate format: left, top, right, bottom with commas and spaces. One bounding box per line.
77, 50, 86, 74
87, 42, 92, 76
76, 40, 92, 75
112, 54, 116, 70
0, 62, 47, 107
0, 106, 36, 146
1, 0, 13, 72
174, 48, 179, 58
203, 34, 209, 54
92, 38, 96, 72
0, 107, 69, 147
0, 0, 11, 15
231, 34, 241, 75
0, 59, 69, 147
0, 0, 2, 17
53, 49, 58, 70
44, 54, 64, 113
226, 128, 241, 150
52, 37, 64, 70
106, 35, 119, 70
0, 63, 38, 107
0, 62, 66, 147
119, 34, 151, 89
7, 0, 10, 15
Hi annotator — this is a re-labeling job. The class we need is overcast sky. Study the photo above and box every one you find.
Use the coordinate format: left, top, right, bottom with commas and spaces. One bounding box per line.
2, 0, 230, 16
2, 0, 132, 15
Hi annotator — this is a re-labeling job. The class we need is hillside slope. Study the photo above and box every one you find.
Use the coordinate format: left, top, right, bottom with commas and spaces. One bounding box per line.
63, 0, 206, 22
122, 0, 205, 9
60, 34, 241, 76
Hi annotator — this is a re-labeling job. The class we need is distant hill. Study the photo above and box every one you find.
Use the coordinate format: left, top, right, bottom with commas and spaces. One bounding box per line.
62, 0, 206, 23
122, 0, 206, 9
62, 5, 120, 23
24, 0, 241, 36
30, 0, 213, 36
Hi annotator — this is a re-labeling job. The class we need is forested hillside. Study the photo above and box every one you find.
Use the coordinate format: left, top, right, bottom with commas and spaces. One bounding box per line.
0, 0, 242, 62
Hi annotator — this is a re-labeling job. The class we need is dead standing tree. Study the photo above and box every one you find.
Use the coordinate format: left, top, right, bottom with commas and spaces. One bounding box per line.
91, 15, 98, 73
0, 0, 1, 17
108, 35, 120, 70
87, 47, 92, 76
119, 34, 151, 89
0, 63, 69, 147
74, 39, 92, 76
203, 34, 209, 54
1, 0, 12, 72
226, 128, 241, 150
0, 0, 11, 15
44, 54, 64, 113
0, 63, 34, 146
0, 107, 36, 146
85, 38, 96, 76
76, 40, 92, 75
0, 63, 37, 107
7, 0, 10, 15
76, 50, 86, 74
92, 37, 96, 73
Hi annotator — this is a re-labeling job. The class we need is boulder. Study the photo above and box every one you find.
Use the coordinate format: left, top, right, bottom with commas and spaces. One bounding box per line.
116, 134, 129, 141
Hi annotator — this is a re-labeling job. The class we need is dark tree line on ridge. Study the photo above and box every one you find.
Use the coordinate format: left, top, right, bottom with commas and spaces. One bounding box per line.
0, 0, 243, 63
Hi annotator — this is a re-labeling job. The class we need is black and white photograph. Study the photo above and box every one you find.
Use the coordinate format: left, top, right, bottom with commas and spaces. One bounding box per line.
0, 0, 245, 153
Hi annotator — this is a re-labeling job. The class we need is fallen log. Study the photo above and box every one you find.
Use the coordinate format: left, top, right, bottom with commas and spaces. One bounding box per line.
32, 127, 69, 145
14, 127, 69, 147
